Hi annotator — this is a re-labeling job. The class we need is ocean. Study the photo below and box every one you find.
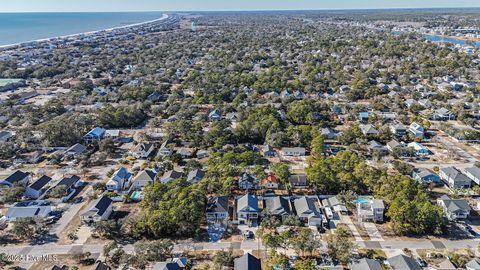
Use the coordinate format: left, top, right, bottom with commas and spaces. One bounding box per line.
0, 12, 165, 46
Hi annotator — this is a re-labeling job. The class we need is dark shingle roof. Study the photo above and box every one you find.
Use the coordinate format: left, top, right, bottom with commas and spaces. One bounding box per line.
3, 170, 28, 184
28, 175, 52, 191
206, 196, 229, 213
57, 175, 80, 190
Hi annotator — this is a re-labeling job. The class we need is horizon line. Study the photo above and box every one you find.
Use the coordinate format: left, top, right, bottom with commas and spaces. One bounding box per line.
1, 6, 480, 13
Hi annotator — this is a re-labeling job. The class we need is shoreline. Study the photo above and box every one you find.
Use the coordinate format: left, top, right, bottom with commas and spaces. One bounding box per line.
0, 13, 169, 49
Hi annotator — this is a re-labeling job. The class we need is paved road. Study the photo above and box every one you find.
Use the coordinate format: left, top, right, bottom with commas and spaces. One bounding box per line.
1, 238, 479, 259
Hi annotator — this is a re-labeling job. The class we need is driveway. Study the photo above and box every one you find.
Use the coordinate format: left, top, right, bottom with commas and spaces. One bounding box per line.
364, 222, 384, 241
51, 186, 91, 236
339, 215, 363, 241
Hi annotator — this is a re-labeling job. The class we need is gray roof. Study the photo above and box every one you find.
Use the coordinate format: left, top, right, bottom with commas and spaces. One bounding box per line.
234, 253, 261, 270
6, 206, 51, 219
206, 196, 229, 213
349, 258, 382, 270
133, 169, 156, 183
439, 196, 471, 213
465, 166, 480, 179
466, 258, 480, 269
388, 255, 422, 270
294, 196, 321, 218
237, 194, 259, 212
65, 143, 87, 155
441, 167, 471, 184
187, 169, 205, 183
264, 196, 291, 216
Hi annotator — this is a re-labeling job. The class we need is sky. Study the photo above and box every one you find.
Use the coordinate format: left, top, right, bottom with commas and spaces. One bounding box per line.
2, 0, 480, 12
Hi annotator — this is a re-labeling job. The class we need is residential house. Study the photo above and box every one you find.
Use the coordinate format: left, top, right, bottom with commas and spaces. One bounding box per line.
293, 196, 324, 226
437, 195, 471, 220
131, 169, 156, 190
238, 173, 258, 190
390, 123, 407, 137
264, 196, 291, 220
356, 197, 384, 223
234, 253, 261, 270
63, 143, 87, 160
409, 122, 425, 139
386, 140, 403, 152
358, 112, 369, 122
432, 108, 456, 121
294, 90, 305, 99
158, 140, 173, 158
107, 167, 133, 192
55, 175, 81, 199
360, 124, 378, 136
439, 167, 472, 189
208, 109, 221, 121
466, 258, 480, 270
387, 255, 422, 270
412, 168, 441, 184
6, 205, 52, 221
261, 173, 280, 189
262, 145, 276, 157
80, 196, 113, 224
177, 148, 195, 159
130, 143, 155, 159
280, 147, 306, 157
14, 150, 44, 164
320, 128, 338, 140
84, 127, 106, 144
104, 130, 120, 141
153, 258, 188, 270
289, 174, 308, 189
25, 175, 52, 199
321, 196, 348, 218
187, 169, 205, 183
0, 130, 12, 143
92, 261, 111, 270
407, 142, 430, 156
464, 166, 480, 185
196, 149, 209, 159
226, 112, 238, 123
160, 170, 183, 184
349, 258, 382, 270
0, 170, 30, 187
206, 196, 229, 222
236, 194, 260, 226
367, 140, 386, 154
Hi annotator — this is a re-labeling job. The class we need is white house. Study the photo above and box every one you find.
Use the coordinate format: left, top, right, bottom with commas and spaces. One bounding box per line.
356, 197, 384, 223
80, 196, 113, 224
293, 196, 324, 226
131, 169, 157, 190
236, 194, 259, 226
280, 147, 306, 157
130, 143, 154, 159
464, 166, 480, 185
440, 167, 472, 189
437, 195, 471, 220
107, 167, 133, 192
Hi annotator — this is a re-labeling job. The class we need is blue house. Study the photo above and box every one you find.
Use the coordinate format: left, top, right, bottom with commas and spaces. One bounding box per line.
413, 168, 441, 184
358, 112, 369, 122
84, 127, 106, 144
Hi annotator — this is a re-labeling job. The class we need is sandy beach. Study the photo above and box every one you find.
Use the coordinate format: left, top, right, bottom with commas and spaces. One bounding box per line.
0, 13, 169, 50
